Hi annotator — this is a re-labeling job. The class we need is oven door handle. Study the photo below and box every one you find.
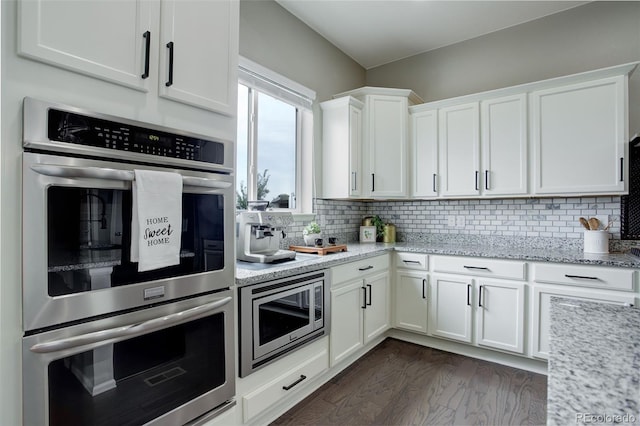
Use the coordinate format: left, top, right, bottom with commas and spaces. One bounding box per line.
29, 296, 232, 354
30, 164, 232, 189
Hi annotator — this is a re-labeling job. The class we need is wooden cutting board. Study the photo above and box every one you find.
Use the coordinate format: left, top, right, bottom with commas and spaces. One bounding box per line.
289, 244, 347, 256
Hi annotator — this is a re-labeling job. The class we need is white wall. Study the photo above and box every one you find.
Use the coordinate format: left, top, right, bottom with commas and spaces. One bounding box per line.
366, 1, 640, 134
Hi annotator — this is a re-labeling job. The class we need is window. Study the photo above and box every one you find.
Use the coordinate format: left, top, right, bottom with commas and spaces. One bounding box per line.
237, 58, 315, 212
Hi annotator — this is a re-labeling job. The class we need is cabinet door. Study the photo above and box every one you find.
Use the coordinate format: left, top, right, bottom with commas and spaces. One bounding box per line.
438, 103, 480, 197
349, 105, 363, 197
394, 270, 428, 334
410, 109, 439, 198
475, 280, 525, 354
531, 76, 627, 195
18, 0, 154, 91
159, 0, 238, 114
366, 95, 408, 197
330, 280, 365, 366
530, 285, 635, 360
428, 275, 473, 343
363, 271, 391, 343
481, 94, 528, 196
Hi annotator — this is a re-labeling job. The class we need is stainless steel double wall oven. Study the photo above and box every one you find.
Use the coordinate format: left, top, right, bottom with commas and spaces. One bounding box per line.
21, 98, 236, 426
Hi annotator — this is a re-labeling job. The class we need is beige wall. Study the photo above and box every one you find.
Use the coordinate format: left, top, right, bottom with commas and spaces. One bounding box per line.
240, 0, 365, 103
366, 1, 640, 133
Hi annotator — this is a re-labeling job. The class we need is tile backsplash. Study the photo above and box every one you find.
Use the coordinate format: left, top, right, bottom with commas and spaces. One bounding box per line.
284, 196, 639, 252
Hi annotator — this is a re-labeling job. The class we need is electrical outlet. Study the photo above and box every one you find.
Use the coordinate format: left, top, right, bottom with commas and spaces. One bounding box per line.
447, 216, 456, 227
456, 216, 465, 228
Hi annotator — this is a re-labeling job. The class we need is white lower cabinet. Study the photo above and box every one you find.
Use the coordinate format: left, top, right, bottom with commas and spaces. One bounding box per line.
427, 273, 526, 354
330, 255, 390, 366
475, 279, 525, 354
394, 270, 428, 333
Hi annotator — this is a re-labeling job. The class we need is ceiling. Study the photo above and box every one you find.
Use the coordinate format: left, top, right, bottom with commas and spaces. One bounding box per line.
276, 0, 590, 69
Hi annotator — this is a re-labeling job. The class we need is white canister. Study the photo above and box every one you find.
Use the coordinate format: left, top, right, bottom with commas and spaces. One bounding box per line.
583, 230, 609, 254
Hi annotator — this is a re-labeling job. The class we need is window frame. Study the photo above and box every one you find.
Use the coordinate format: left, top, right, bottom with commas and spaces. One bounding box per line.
237, 57, 315, 213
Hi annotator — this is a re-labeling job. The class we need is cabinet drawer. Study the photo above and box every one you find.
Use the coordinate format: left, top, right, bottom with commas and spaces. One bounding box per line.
432, 256, 526, 281
242, 349, 328, 422
395, 252, 428, 270
532, 263, 636, 291
331, 254, 390, 286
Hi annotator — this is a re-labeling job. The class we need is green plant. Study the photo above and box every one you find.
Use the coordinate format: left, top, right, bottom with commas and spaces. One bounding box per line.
236, 169, 271, 209
303, 221, 321, 235
371, 215, 385, 240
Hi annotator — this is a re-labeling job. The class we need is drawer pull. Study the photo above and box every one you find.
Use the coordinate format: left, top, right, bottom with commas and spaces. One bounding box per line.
564, 274, 600, 281
466, 284, 471, 306
362, 286, 367, 309
464, 265, 489, 271
358, 265, 374, 271
403, 260, 421, 264
478, 285, 483, 308
422, 279, 427, 299
282, 375, 307, 390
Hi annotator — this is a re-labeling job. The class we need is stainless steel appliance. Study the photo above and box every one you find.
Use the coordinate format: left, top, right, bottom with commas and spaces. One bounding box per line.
236, 211, 296, 263
238, 270, 330, 377
21, 98, 236, 425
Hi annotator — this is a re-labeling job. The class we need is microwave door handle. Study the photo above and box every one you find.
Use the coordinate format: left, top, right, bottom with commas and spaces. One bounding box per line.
29, 296, 232, 354
31, 164, 231, 190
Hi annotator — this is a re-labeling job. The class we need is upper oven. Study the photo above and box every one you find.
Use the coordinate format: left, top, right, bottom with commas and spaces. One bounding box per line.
21, 98, 235, 332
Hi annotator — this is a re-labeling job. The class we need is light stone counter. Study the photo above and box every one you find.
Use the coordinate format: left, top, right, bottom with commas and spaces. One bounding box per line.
236, 242, 640, 286
547, 298, 640, 425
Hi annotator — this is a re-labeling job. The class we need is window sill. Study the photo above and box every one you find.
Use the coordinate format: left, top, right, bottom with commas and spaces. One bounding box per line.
292, 213, 316, 222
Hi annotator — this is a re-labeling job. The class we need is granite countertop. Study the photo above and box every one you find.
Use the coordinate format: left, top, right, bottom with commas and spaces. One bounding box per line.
547, 298, 640, 425
236, 242, 640, 286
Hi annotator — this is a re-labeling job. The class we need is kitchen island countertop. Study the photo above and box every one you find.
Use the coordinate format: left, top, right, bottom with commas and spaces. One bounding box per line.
547, 298, 640, 425
236, 241, 640, 286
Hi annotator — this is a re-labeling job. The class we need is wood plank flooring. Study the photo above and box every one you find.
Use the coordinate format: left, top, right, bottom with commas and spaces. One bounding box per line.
272, 338, 547, 426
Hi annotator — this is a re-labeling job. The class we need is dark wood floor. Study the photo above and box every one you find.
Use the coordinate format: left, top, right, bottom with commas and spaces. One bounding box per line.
272, 338, 547, 426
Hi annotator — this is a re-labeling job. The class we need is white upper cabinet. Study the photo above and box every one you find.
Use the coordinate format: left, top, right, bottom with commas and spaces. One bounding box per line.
480, 94, 528, 196
19, 0, 238, 115
410, 109, 439, 198
158, 0, 238, 115
321, 97, 364, 198
18, 0, 155, 91
531, 76, 627, 195
365, 94, 409, 197
438, 102, 480, 197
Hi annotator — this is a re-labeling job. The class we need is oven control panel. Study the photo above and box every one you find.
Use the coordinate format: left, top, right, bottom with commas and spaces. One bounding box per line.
47, 108, 225, 165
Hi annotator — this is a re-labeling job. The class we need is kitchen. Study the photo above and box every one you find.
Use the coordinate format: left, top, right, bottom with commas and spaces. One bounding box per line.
1, 1, 640, 425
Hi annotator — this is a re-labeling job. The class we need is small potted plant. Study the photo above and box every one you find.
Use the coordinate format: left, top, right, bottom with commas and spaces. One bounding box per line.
303, 221, 321, 246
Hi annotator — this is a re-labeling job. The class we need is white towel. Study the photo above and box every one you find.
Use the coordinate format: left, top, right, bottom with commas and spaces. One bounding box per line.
130, 170, 183, 272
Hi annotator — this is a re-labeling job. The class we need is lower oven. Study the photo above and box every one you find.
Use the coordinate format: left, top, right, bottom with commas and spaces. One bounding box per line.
238, 270, 330, 377
22, 290, 235, 426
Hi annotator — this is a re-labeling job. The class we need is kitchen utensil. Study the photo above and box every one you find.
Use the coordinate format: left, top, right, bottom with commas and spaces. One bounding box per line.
588, 217, 600, 230
604, 220, 613, 231
579, 217, 590, 230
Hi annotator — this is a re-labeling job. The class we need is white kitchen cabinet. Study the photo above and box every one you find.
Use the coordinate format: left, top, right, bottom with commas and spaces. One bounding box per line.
321, 97, 364, 198
475, 279, 525, 354
530, 285, 635, 360
410, 109, 439, 197
158, 0, 237, 115
428, 274, 473, 343
19, 0, 238, 115
18, 0, 155, 91
480, 94, 528, 196
365, 94, 409, 197
531, 76, 627, 195
438, 102, 480, 197
330, 279, 365, 365
326, 87, 422, 199
394, 270, 428, 334
329, 254, 390, 366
